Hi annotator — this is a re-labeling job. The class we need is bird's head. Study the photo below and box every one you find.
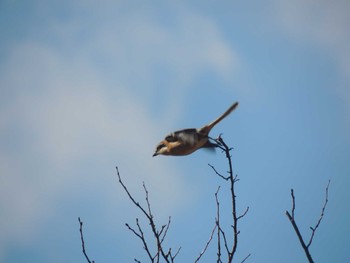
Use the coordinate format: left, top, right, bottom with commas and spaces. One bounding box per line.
153, 141, 168, 157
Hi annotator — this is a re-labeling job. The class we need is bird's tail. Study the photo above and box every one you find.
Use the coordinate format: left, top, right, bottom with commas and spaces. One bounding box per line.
199, 102, 239, 134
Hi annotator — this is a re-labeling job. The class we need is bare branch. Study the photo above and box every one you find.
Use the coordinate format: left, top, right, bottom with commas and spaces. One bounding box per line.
291, 189, 295, 219
160, 217, 171, 245
116, 166, 179, 263
208, 136, 248, 263
307, 180, 331, 248
286, 181, 331, 263
143, 182, 153, 218
241, 253, 251, 263
286, 187, 314, 263
79, 135, 248, 263
125, 222, 142, 239
78, 217, 95, 263
208, 164, 229, 180
195, 223, 217, 263
116, 135, 246, 263
171, 246, 182, 261
217, 136, 238, 262
125, 219, 154, 261
219, 227, 230, 256
116, 166, 150, 220
215, 187, 222, 263
286, 210, 313, 263
237, 206, 250, 221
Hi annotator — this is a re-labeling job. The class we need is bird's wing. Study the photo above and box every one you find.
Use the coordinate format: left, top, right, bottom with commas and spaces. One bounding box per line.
165, 128, 198, 145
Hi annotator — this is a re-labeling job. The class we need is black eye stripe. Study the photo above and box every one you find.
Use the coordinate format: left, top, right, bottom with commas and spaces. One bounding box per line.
157, 143, 165, 150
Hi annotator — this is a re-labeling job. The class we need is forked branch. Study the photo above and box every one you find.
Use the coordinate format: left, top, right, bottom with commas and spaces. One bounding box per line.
286, 180, 331, 263
206, 135, 250, 263
116, 166, 181, 262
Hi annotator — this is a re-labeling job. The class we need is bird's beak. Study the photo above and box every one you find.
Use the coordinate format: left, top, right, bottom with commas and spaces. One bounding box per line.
152, 152, 158, 157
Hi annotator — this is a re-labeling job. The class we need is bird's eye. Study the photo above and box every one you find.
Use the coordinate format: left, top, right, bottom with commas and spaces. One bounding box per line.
157, 143, 165, 150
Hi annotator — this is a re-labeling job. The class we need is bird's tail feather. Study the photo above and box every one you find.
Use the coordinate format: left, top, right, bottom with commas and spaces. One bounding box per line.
200, 102, 238, 134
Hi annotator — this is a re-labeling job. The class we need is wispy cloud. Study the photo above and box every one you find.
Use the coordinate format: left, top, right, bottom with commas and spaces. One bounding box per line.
272, 0, 350, 96
0, 41, 192, 257
0, 1, 239, 260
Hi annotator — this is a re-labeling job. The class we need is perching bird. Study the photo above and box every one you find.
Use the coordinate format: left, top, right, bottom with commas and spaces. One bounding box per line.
153, 102, 238, 157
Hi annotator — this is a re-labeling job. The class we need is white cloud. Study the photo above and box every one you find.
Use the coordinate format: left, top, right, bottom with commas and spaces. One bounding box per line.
272, 0, 350, 96
0, 2, 239, 259
48, 1, 239, 108
0, 42, 193, 256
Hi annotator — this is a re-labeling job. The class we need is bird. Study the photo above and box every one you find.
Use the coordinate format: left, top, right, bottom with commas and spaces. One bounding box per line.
153, 102, 238, 157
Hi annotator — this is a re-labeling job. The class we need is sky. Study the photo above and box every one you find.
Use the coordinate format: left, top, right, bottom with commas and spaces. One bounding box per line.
1, 0, 350, 262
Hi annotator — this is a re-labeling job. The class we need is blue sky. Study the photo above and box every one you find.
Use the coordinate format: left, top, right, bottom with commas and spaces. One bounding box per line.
1, 0, 349, 262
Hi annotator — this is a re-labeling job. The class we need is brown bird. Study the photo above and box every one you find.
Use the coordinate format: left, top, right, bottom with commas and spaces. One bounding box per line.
153, 102, 238, 157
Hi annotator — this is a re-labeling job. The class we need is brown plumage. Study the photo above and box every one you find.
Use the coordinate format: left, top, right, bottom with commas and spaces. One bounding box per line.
153, 102, 238, 156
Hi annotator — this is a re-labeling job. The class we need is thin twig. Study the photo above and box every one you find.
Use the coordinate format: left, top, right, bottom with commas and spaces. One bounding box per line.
127, 219, 154, 261
241, 253, 251, 263
217, 136, 238, 262
219, 227, 230, 255
78, 217, 94, 263
307, 180, 331, 248
208, 136, 248, 263
160, 217, 172, 245
215, 187, 222, 263
286, 180, 331, 263
208, 164, 229, 180
291, 189, 295, 219
286, 187, 314, 263
286, 210, 313, 263
172, 246, 182, 261
125, 222, 142, 239
116, 166, 150, 220
116, 166, 179, 263
143, 182, 153, 218
195, 223, 217, 263
237, 206, 250, 220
